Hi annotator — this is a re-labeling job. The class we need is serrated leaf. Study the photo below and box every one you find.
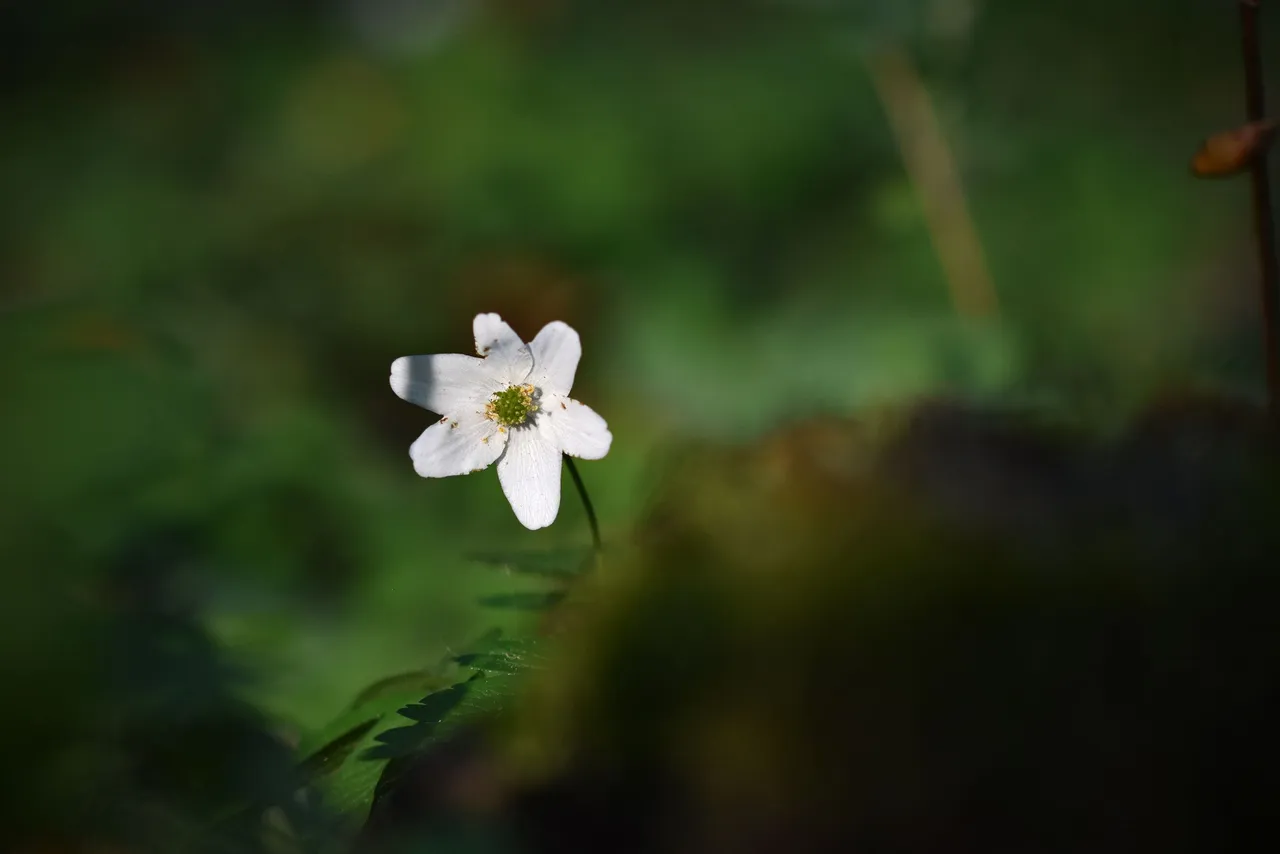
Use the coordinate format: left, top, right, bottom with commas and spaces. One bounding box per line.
304, 696, 432, 822
295, 671, 445, 762
349, 669, 449, 709
454, 636, 550, 674
302, 635, 547, 823
392, 677, 475, 724
294, 671, 449, 825
296, 718, 380, 783
467, 546, 594, 580
365, 672, 522, 763
361, 673, 528, 826
476, 591, 566, 611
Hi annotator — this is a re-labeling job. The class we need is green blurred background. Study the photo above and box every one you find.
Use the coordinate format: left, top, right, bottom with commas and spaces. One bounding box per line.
0, 0, 1274, 794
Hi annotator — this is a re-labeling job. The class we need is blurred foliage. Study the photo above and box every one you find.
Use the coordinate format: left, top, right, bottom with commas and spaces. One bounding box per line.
3, 0, 1280, 850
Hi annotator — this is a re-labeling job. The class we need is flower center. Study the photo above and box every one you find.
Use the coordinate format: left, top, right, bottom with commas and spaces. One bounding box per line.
486, 383, 539, 428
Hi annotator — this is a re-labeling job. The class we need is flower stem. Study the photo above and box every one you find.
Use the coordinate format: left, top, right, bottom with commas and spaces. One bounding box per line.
563, 455, 602, 554
1239, 0, 1280, 420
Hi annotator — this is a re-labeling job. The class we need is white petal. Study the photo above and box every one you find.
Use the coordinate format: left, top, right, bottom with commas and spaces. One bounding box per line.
528, 321, 582, 397
539, 396, 612, 460
409, 411, 506, 478
473, 313, 533, 385
390, 354, 502, 415
496, 427, 562, 529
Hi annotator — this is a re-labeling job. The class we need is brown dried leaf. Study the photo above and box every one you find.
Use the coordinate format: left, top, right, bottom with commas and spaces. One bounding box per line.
1191, 118, 1280, 178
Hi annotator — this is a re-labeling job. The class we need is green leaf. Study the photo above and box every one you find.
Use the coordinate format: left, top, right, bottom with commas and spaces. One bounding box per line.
454, 636, 551, 675
360, 672, 529, 826
296, 718, 380, 784
295, 670, 446, 762
367, 635, 549, 763
297, 634, 548, 824
295, 670, 448, 824
311, 721, 406, 821
365, 672, 522, 762
466, 546, 594, 580
476, 591, 566, 611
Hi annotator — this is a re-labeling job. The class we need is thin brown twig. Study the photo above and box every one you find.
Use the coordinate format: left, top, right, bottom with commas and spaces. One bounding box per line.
866, 47, 1000, 321
1239, 0, 1280, 419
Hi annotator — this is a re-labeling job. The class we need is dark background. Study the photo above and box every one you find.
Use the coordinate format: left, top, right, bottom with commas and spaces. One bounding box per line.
2, 0, 1276, 849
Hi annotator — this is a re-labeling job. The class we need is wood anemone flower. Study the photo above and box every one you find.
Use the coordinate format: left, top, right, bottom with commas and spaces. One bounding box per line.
390, 313, 612, 529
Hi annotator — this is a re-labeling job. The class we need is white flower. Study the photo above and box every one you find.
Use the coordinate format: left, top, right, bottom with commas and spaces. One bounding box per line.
389, 313, 612, 529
